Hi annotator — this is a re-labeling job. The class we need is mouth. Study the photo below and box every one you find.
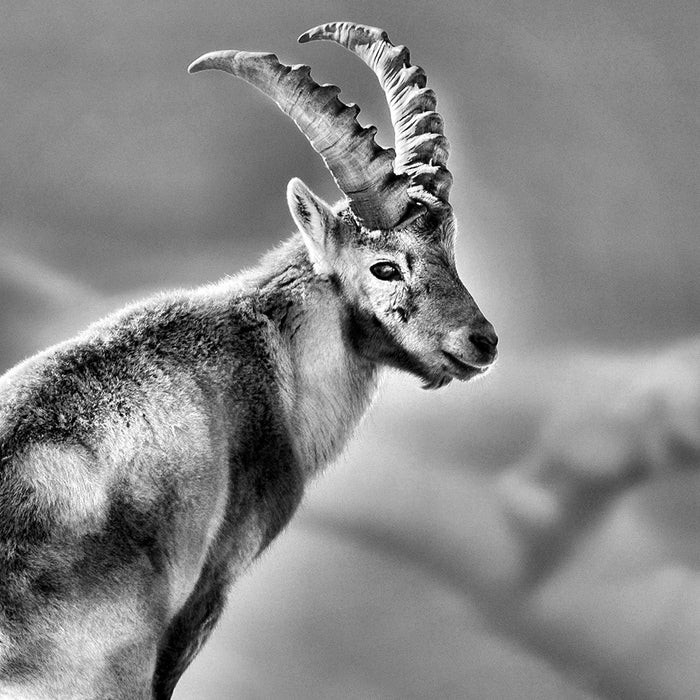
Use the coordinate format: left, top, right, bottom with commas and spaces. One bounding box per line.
440, 350, 490, 381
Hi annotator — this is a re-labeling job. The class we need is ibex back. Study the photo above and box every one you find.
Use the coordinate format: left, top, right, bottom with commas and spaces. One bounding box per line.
0, 22, 497, 699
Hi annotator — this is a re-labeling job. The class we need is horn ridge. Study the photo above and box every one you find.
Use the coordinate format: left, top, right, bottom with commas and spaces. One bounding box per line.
188, 48, 411, 229
299, 21, 453, 207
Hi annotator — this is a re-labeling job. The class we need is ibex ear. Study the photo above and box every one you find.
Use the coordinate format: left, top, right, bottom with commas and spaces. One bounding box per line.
287, 178, 337, 276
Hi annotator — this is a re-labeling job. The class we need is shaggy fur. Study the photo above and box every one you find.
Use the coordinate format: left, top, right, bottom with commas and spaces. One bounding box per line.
0, 181, 495, 698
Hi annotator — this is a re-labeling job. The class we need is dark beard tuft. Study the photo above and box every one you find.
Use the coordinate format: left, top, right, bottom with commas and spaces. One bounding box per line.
421, 374, 453, 390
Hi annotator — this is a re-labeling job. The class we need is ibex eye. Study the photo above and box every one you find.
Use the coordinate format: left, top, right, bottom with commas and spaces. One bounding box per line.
370, 262, 403, 282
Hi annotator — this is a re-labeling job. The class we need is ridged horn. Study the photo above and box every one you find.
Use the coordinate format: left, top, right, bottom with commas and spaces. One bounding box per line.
299, 22, 453, 210
188, 50, 412, 230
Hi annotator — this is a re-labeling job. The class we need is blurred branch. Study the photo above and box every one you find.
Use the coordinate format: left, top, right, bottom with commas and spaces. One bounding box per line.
302, 337, 700, 700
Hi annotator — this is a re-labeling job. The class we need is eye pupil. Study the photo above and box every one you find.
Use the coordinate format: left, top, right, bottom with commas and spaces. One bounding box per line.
370, 262, 402, 282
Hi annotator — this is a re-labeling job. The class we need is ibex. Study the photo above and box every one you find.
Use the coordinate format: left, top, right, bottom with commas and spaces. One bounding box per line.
0, 22, 497, 699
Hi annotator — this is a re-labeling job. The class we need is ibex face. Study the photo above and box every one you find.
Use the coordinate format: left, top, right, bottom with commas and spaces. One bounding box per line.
289, 189, 496, 389
190, 21, 497, 387
349, 219, 495, 389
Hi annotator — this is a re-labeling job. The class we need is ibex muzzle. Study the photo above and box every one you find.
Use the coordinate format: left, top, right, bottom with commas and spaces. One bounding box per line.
0, 22, 496, 700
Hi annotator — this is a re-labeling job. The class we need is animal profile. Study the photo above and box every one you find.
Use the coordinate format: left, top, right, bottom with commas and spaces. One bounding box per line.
0, 21, 496, 699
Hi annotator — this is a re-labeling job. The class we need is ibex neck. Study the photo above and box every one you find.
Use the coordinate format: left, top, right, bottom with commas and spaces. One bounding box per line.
251, 236, 380, 473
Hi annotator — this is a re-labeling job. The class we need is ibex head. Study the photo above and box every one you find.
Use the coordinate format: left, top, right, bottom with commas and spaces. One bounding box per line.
189, 21, 497, 389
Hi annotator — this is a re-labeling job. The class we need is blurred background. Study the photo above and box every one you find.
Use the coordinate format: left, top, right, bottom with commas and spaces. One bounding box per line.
2, 1, 699, 698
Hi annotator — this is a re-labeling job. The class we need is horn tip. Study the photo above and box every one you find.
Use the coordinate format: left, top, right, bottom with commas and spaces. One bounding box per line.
298, 22, 390, 46
187, 58, 206, 74
187, 50, 240, 74
298, 26, 323, 44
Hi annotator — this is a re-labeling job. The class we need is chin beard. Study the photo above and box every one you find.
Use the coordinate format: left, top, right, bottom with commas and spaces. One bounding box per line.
344, 310, 454, 390
373, 344, 454, 391
421, 373, 454, 390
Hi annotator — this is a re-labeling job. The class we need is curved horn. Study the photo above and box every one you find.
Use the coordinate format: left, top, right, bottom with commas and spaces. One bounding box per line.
188, 50, 411, 230
299, 22, 453, 210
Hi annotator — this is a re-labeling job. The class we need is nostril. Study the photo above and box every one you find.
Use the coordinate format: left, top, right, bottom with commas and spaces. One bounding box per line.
469, 330, 498, 355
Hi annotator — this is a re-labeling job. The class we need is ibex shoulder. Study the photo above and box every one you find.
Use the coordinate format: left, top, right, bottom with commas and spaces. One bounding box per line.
0, 283, 285, 454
